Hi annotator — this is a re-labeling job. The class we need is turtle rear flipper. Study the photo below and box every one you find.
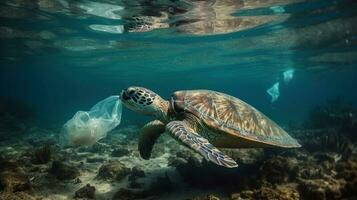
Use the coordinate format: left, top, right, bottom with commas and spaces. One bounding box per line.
166, 121, 238, 168
139, 120, 166, 159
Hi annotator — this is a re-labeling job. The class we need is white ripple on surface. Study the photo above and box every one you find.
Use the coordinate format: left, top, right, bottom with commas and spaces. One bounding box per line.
78, 1, 124, 19
89, 24, 124, 34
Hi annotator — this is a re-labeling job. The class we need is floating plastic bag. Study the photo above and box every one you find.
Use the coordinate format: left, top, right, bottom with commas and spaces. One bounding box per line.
267, 82, 280, 103
62, 96, 122, 146
283, 69, 295, 84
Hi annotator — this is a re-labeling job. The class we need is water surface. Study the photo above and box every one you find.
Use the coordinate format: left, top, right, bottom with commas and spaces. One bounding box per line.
0, 0, 356, 127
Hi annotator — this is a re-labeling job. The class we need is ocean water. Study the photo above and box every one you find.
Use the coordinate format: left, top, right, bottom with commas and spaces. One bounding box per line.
1, 0, 357, 199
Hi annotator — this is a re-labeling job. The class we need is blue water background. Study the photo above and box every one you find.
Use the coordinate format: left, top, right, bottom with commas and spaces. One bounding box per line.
0, 0, 356, 128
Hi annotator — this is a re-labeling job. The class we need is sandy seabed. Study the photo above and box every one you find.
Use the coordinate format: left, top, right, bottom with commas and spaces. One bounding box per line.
0, 124, 357, 200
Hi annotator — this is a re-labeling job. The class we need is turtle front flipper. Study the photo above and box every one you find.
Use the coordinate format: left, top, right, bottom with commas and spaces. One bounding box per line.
166, 121, 238, 168
139, 120, 166, 159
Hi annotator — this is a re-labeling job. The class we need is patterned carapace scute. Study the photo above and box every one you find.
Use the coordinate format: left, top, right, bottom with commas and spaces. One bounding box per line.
173, 90, 300, 147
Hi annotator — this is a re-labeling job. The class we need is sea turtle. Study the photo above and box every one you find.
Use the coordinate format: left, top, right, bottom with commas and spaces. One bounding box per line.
120, 86, 301, 168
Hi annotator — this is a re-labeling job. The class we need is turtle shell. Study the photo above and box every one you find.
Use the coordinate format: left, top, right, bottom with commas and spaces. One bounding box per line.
170, 90, 301, 148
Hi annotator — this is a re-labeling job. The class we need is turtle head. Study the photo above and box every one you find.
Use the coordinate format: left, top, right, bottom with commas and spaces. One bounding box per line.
121, 86, 168, 118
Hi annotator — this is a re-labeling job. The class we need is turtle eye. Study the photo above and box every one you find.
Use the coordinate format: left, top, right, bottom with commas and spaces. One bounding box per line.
129, 90, 135, 95
122, 91, 130, 100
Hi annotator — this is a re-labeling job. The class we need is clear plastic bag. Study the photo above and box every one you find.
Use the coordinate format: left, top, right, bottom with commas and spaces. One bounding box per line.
62, 95, 122, 146
283, 69, 295, 83
267, 82, 280, 103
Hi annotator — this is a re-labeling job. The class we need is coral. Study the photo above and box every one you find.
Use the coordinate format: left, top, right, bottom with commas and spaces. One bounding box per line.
297, 178, 345, 200
0, 157, 31, 193
232, 184, 299, 200
31, 144, 52, 164
335, 158, 357, 197
259, 156, 299, 184
96, 161, 130, 181
0, 172, 31, 193
49, 161, 80, 180
295, 162, 324, 180
74, 184, 96, 199
0, 191, 36, 200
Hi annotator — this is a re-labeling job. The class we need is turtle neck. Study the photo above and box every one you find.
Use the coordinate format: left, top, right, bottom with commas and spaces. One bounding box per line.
154, 97, 170, 123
